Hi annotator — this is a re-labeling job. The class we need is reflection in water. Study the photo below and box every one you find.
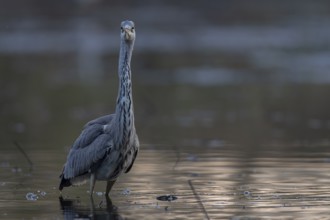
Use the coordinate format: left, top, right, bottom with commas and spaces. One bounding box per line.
0, 147, 330, 219
59, 195, 122, 220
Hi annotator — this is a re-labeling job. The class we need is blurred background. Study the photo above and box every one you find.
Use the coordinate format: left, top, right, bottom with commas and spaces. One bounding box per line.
1, 0, 330, 151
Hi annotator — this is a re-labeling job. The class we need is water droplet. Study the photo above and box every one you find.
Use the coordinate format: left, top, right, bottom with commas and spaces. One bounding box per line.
96, 191, 103, 196
243, 191, 251, 197
26, 192, 38, 201
121, 188, 131, 195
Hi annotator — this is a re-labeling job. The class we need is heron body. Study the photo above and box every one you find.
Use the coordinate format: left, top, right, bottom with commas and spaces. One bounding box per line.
59, 20, 139, 196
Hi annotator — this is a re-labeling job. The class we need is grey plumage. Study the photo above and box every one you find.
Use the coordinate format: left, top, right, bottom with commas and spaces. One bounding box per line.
59, 20, 139, 196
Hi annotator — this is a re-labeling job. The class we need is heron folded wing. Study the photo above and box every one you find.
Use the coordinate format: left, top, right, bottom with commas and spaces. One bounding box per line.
83, 114, 115, 128
64, 133, 112, 179
72, 124, 104, 149
72, 114, 115, 149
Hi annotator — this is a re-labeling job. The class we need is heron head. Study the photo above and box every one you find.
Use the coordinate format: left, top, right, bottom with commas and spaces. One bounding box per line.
121, 20, 135, 42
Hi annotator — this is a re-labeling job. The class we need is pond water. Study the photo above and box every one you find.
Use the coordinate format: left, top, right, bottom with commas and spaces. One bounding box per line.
1, 144, 330, 219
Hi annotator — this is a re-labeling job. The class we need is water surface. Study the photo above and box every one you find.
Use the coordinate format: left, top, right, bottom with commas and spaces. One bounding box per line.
1, 144, 330, 219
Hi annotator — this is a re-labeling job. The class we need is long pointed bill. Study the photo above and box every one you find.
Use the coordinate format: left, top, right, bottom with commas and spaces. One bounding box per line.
124, 29, 131, 40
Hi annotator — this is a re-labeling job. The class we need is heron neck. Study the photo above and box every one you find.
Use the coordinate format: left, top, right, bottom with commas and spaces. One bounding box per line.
117, 40, 134, 108
113, 40, 135, 148
118, 40, 134, 73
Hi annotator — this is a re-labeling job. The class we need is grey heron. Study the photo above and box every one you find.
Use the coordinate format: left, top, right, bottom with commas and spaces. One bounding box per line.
59, 20, 139, 196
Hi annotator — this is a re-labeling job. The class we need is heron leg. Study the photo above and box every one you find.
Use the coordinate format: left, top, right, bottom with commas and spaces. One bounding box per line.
89, 173, 96, 196
89, 195, 95, 215
106, 180, 116, 195
105, 195, 113, 208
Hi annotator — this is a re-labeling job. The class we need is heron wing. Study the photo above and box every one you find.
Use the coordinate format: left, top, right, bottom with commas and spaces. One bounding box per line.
71, 114, 114, 150
83, 114, 115, 128
62, 114, 115, 179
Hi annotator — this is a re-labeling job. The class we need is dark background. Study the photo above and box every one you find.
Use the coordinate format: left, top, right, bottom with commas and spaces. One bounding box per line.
1, 0, 330, 150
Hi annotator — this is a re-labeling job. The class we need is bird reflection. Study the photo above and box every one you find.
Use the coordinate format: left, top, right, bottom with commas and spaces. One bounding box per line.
59, 195, 123, 219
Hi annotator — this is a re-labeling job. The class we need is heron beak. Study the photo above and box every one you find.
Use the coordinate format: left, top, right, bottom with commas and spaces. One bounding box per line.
123, 28, 131, 40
